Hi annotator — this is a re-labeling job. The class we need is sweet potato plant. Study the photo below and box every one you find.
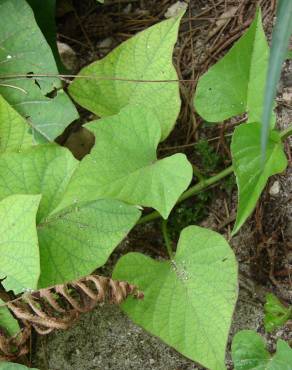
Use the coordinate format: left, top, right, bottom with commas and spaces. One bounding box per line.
0, 1, 291, 369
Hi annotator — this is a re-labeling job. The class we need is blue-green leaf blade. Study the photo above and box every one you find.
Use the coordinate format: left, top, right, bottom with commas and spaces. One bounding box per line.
261, 0, 292, 161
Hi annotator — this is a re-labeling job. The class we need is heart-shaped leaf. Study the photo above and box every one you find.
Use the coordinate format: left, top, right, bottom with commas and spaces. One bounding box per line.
69, 13, 183, 140
0, 95, 33, 153
0, 145, 140, 287
38, 198, 140, 287
194, 10, 272, 125
232, 330, 292, 370
231, 123, 287, 234
0, 298, 19, 336
0, 194, 41, 293
113, 226, 238, 370
58, 106, 193, 219
0, 0, 78, 141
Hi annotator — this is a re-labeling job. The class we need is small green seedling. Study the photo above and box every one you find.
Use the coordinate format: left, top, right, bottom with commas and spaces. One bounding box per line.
232, 330, 292, 370
264, 293, 292, 333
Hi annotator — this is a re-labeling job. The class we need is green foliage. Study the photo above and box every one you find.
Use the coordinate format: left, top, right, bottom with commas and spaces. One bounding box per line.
195, 139, 222, 172
0, 363, 39, 370
69, 12, 184, 140
194, 12, 288, 234
264, 293, 292, 332
0, 194, 41, 293
0, 145, 140, 287
0, 145, 78, 223
26, 0, 64, 71
231, 123, 287, 234
0, 298, 19, 336
58, 106, 193, 219
232, 330, 292, 370
261, 0, 292, 161
0, 4, 292, 368
0, 0, 78, 142
38, 198, 140, 287
194, 10, 272, 126
0, 95, 33, 152
113, 226, 238, 370
220, 174, 236, 195
168, 192, 212, 239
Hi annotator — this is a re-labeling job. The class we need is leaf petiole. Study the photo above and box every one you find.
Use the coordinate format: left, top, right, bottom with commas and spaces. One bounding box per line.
139, 123, 292, 225
161, 220, 174, 259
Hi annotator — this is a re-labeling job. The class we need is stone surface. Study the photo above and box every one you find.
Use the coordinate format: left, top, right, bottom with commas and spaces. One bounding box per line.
33, 304, 200, 370
33, 286, 265, 370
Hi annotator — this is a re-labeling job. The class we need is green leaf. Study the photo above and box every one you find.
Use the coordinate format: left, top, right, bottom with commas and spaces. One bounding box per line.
232, 330, 292, 370
38, 198, 140, 287
231, 123, 287, 235
264, 293, 292, 332
194, 10, 272, 125
0, 299, 19, 336
287, 50, 292, 59
113, 226, 238, 370
0, 145, 140, 287
0, 194, 41, 293
0, 0, 78, 141
261, 0, 292, 161
26, 0, 64, 72
0, 95, 33, 153
0, 363, 39, 370
0, 145, 78, 223
58, 106, 193, 219
69, 13, 183, 140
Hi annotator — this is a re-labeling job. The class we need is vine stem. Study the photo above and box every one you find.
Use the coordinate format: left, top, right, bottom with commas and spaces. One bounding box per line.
161, 220, 174, 259
138, 123, 292, 225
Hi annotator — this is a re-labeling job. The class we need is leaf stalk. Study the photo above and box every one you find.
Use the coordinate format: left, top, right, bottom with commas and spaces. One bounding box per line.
139, 123, 292, 225
161, 220, 174, 259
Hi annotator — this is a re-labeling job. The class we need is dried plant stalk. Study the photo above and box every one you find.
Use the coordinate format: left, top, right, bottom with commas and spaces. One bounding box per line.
0, 326, 31, 361
0, 274, 143, 361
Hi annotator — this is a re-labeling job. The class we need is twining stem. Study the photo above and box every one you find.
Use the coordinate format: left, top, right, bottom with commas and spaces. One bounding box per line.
178, 165, 234, 203
139, 123, 292, 225
139, 165, 233, 224
192, 164, 205, 181
161, 220, 174, 259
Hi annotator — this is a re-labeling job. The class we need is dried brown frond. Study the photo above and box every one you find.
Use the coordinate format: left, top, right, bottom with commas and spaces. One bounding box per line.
0, 274, 143, 361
